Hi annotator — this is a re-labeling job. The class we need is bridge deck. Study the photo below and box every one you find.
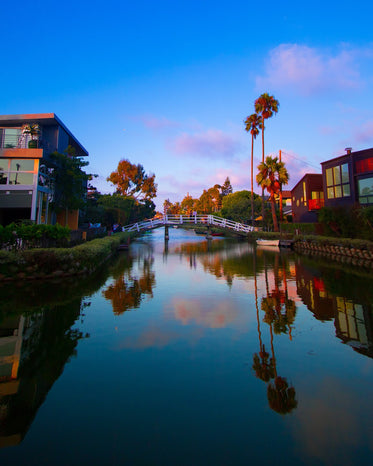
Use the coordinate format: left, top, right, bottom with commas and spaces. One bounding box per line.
122, 214, 253, 234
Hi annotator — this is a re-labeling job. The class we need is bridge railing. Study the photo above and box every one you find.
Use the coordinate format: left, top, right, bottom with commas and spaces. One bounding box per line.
122, 214, 254, 233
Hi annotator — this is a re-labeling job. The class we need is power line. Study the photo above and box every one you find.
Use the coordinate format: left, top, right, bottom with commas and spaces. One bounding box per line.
280, 150, 321, 171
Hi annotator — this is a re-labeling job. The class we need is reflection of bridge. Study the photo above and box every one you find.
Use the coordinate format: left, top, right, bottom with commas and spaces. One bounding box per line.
122, 214, 254, 235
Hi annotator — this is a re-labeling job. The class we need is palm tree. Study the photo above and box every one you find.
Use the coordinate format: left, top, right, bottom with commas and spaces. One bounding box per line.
244, 113, 262, 226
256, 156, 289, 232
254, 93, 279, 224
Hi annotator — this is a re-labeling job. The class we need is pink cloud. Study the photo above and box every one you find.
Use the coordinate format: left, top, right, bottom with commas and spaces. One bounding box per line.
354, 120, 373, 143
256, 44, 362, 95
133, 114, 179, 130
168, 129, 243, 158
276, 151, 320, 189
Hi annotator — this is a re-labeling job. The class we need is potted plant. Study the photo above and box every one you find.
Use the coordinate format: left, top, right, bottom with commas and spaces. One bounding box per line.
22, 123, 40, 148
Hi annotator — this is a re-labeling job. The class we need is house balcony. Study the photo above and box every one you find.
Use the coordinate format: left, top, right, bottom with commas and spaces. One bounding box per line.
308, 199, 324, 210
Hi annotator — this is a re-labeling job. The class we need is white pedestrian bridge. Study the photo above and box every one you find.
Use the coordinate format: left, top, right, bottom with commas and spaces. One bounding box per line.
122, 214, 254, 234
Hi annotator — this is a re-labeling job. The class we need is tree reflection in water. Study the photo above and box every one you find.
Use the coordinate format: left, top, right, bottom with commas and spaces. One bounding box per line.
252, 251, 298, 415
103, 257, 156, 315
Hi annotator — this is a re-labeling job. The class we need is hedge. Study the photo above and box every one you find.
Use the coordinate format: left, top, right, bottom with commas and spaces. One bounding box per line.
0, 231, 132, 280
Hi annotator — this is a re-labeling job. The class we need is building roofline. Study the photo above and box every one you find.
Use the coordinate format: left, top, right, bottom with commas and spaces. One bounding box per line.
290, 172, 322, 193
320, 147, 373, 166
0, 113, 88, 156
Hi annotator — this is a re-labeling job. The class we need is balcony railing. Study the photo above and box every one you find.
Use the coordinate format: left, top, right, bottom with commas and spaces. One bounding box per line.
308, 199, 324, 210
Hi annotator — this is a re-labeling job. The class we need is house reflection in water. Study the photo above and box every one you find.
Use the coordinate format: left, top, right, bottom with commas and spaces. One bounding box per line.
0, 302, 85, 448
294, 259, 373, 358
0, 315, 25, 447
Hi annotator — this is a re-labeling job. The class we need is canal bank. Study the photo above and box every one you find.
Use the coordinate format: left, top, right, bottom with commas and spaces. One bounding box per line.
0, 231, 134, 281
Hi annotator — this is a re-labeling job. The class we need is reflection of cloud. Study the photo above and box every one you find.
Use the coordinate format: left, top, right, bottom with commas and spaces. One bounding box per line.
168, 129, 242, 158
169, 297, 238, 328
292, 377, 373, 463
117, 327, 182, 349
256, 44, 363, 95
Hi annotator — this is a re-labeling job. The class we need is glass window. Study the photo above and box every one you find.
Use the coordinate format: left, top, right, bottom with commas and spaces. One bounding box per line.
1, 128, 20, 148
10, 159, 34, 171
341, 164, 349, 183
327, 187, 334, 199
326, 168, 333, 186
358, 178, 373, 196
333, 166, 341, 185
9, 172, 34, 185
358, 177, 373, 205
0, 159, 10, 172
326, 163, 350, 199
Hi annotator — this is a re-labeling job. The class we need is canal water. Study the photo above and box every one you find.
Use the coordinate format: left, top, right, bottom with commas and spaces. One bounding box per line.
0, 228, 372, 465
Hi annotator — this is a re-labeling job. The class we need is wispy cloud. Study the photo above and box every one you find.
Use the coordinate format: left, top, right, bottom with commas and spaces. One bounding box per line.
133, 114, 179, 130
280, 150, 320, 188
256, 44, 364, 95
168, 129, 243, 158
354, 120, 373, 143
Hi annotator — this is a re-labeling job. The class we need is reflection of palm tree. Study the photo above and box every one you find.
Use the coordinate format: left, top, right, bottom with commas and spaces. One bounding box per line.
252, 251, 276, 382
267, 376, 298, 415
252, 250, 297, 415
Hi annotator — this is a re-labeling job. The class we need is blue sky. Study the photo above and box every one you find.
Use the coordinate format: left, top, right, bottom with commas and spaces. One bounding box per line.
2, 0, 373, 210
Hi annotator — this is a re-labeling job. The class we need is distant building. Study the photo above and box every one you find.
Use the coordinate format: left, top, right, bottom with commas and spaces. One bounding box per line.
321, 147, 373, 208
0, 113, 88, 227
291, 174, 324, 223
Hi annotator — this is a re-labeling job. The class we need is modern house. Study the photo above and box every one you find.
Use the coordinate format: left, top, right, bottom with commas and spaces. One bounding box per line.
0, 113, 88, 228
321, 147, 373, 208
291, 174, 324, 223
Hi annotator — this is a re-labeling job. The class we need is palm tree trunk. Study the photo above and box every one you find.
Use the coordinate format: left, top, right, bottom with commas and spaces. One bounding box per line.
271, 197, 279, 232
261, 117, 265, 228
251, 134, 254, 226
279, 149, 283, 223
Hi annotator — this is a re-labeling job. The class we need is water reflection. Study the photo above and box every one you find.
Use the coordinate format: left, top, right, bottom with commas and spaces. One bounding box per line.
102, 255, 156, 315
0, 300, 87, 448
252, 253, 298, 415
0, 230, 372, 463
294, 256, 373, 358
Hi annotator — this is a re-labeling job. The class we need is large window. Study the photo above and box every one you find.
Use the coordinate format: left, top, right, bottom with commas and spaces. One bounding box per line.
325, 163, 350, 199
355, 157, 373, 174
358, 177, 373, 204
0, 158, 36, 186
0, 128, 21, 149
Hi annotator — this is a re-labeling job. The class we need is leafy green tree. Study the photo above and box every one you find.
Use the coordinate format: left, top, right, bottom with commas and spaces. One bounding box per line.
49, 146, 90, 221
207, 184, 222, 212
181, 194, 197, 215
221, 190, 261, 223
221, 177, 233, 197
244, 113, 262, 225
107, 159, 157, 202
255, 93, 279, 224
256, 156, 289, 232
197, 189, 215, 214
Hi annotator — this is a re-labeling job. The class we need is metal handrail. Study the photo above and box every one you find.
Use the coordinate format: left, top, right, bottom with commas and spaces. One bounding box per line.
122, 214, 254, 233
